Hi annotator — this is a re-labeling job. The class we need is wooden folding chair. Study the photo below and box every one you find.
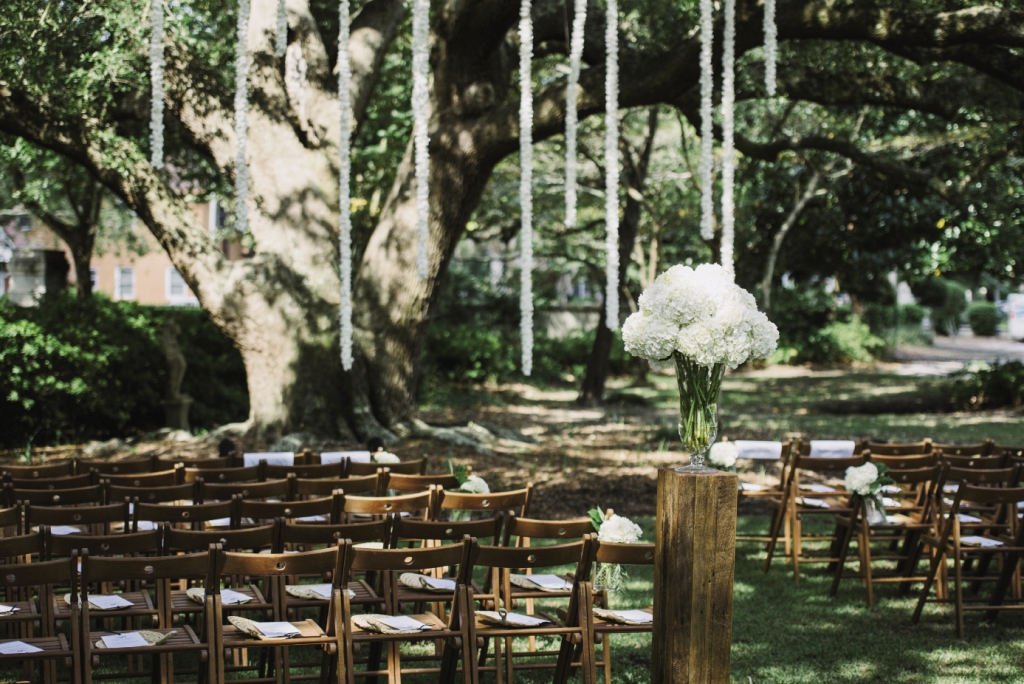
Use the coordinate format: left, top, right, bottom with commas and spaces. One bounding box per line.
88, 457, 158, 477
0, 505, 22, 536
866, 440, 933, 456
939, 453, 1006, 470
2, 461, 75, 480
265, 461, 345, 481
561, 540, 655, 684
472, 537, 597, 684
935, 440, 996, 457
292, 474, 378, 501
9, 485, 104, 509
106, 482, 196, 507
217, 545, 346, 683
162, 525, 273, 625
830, 464, 943, 606
185, 463, 264, 485
382, 472, 461, 495
335, 537, 477, 684
341, 492, 434, 523
735, 439, 793, 545
237, 496, 339, 527
996, 445, 1024, 461
26, 502, 129, 537
275, 520, 388, 610
763, 452, 867, 581
198, 478, 291, 505
131, 500, 235, 532
347, 458, 427, 477
79, 549, 217, 684
0, 555, 81, 684
157, 456, 231, 472
102, 467, 184, 489
435, 486, 534, 522
912, 474, 1024, 637
8, 473, 95, 491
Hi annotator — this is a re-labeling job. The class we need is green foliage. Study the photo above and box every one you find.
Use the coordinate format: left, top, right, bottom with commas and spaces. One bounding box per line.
967, 301, 1000, 337
763, 286, 885, 364
810, 317, 888, 364
0, 293, 248, 447
950, 361, 1024, 411
912, 277, 968, 335
587, 508, 605, 532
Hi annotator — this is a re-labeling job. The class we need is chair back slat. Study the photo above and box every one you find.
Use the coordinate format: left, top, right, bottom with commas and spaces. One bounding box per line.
200, 478, 290, 503
348, 538, 470, 573
504, 516, 594, 544
12, 484, 104, 507
9, 472, 94, 490
164, 524, 275, 553
82, 549, 208, 583
868, 453, 937, 470
437, 485, 533, 518
595, 541, 654, 565
185, 463, 262, 484
0, 532, 45, 559
392, 515, 503, 546
940, 453, 1006, 469
476, 540, 586, 570
293, 474, 376, 498
279, 519, 389, 548
26, 502, 127, 529
238, 496, 334, 522
265, 461, 344, 480
107, 481, 195, 505
384, 472, 460, 493
935, 440, 995, 457
88, 457, 157, 476
2, 461, 75, 479
0, 556, 74, 586
944, 465, 1018, 486
134, 500, 233, 526
49, 529, 160, 558
222, 544, 339, 576
348, 458, 427, 477
959, 484, 1024, 507
102, 467, 182, 488
343, 491, 432, 515
866, 440, 933, 456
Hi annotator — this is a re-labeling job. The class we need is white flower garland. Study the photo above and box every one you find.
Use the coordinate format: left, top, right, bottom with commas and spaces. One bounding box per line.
338, 0, 353, 371
519, 0, 534, 376
276, 0, 288, 57
720, 0, 736, 279
604, 0, 619, 331
285, 44, 308, 123
412, 0, 430, 280
235, 0, 251, 233
763, 0, 777, 97
563, 0, 587, 230
698, 0, 715, 241
149, 0, 165, 170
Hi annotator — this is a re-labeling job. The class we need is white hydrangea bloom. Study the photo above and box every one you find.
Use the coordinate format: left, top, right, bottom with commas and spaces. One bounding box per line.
622, 264, 779, 369
459, 475, 490, 494
844, 463, 879, 496
372, 452, 401, 464
598, 515, 642, 544
708, 441, 738, 468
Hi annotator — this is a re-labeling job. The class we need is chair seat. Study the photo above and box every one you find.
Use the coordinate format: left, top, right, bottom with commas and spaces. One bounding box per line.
56, 591, 155, 619
349, 612, 449, 641
88, 625, 201, 654
286, 580, 380, 610
0, 634, 70, 659
592, 607, 653, 633
169, 584, 268, 615
0, 599, 38, 621
222, 618, 331, 648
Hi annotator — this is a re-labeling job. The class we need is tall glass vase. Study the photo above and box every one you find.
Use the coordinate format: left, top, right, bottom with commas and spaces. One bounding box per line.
674, 352, 726, 472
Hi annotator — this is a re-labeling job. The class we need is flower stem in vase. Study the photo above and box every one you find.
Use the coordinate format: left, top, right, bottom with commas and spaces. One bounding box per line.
674, 352, 725, 473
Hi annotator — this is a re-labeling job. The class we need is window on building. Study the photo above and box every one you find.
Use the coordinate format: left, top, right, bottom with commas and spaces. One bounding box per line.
89, 267, 98, 290
167, 268, 186, 298
115, 266, 136, 300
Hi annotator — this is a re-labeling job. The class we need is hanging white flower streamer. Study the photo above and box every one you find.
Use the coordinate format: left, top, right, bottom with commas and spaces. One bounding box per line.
149, 0, 165, 169
604, 0, 619, 331
563, 0, 587, 230
276, 0, 288, 57
412, 0, 430, 280
720, 0, 735, 279
519, 0, 534, 376
763, 0, 777, 96
285, 44, 308, 124
235, 0, 251, 233
699, 0, 714, 241
338, 0, 353, 371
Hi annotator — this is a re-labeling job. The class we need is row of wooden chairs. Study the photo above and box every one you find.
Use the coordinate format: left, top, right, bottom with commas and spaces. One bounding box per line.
0, 516, 652, 684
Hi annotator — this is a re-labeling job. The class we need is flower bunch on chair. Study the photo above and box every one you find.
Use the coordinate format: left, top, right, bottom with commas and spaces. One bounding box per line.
844, 462, 895, 525
588, 509, 642, 592
448, 460, 489, 494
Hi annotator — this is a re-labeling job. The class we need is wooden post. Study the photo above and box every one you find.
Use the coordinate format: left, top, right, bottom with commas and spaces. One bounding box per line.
652, 467, 738, 683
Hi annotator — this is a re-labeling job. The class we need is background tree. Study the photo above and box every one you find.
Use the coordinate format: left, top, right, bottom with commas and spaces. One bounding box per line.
0, 0, 1022, 440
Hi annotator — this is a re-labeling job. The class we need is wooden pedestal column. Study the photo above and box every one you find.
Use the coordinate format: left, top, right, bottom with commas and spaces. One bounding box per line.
652, 467, 738, 683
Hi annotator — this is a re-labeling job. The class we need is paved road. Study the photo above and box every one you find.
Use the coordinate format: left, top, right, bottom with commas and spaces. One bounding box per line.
896, 333, 1024, 364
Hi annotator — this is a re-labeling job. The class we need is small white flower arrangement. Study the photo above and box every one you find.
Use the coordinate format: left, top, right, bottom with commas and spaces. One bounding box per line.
589, 509, 642, 591
458, 475, 490, 494
708, 441, 738, 470
372, 452, 401, 464
843, 462, 895, 525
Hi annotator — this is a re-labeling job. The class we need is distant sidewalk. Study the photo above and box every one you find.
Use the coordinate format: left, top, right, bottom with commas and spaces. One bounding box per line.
896, 334, 1024, 363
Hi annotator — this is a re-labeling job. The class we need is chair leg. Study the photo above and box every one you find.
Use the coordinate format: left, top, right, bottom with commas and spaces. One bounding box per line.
862, 531, 875, 608
912, 547, 945, 625
602, 632, 612, 684
954, 551, 965, 638
829, 521, 856, 598
762, 504, 786, 573
792, 514, 802, 584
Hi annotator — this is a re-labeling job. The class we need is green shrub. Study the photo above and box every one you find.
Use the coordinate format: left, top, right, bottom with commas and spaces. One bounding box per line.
950, 361, 1024, 410
912, 277, 967, 336
0, 293, 248, 447
967, 302, 1000, 337
806, 317, 887, 364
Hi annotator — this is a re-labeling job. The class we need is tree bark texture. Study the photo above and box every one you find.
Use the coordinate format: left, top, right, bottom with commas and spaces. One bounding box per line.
2, 0, 1023, 438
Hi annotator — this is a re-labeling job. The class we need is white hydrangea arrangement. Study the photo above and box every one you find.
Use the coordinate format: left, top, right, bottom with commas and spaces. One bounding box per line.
708, 441, 738, 470
459, 475, 490, 494
589, 508, 642, 591
844, 462, 895, 525
372, 452, 401, 464
621, 264, 778, 469
621, 264, 778, 370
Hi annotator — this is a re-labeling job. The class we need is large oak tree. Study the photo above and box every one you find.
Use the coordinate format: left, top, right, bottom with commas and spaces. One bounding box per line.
1, 0, 1021, 439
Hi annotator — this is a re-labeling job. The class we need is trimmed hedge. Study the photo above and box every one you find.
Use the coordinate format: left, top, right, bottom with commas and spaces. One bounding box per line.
967, 302, 1000, 337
